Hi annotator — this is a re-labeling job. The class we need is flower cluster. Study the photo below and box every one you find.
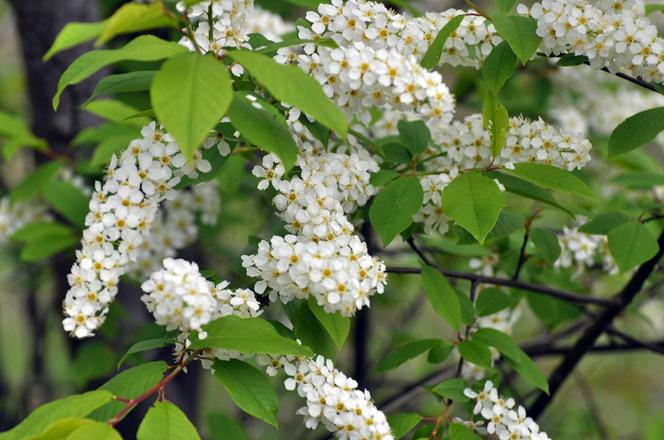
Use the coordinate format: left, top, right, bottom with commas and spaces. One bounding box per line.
62, 122, 220, 338
128, 182, 221, 279
555, 219, 617, 275
243, 145, 387, 316
141, 258, 260, 337
410, 114, 592, 235
259, 354, 393, 440
303, 0, 500, 69
463, 381, 550, 439
518, 0, 664, 82
0, 197, 50, 245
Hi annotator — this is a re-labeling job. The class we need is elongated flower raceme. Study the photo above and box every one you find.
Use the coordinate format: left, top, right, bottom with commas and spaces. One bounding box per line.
62, 123, 220, 338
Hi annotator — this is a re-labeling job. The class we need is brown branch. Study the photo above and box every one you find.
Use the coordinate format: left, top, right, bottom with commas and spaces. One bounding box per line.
385, 266, 617, 306
527, 231, 664, 420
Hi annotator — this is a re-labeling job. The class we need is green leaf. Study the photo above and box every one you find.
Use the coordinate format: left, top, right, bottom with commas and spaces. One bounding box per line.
43, 20, 109, 61
457, 339, 492, 370
68, 421, 121, 440
369, 176, 424, 246
556, 53, 589, 66
496, 0, 518, 13
117, 337, 176, 369
137, 401, 201, 440
287, 301, 336, 359
486, 210, 524, 241
646, 4, 664, 15
607, 221, 660, 273
491, 14, 542, 64
490, 172, 573, 216
213, 360, 279, 427
71, 342, 115, 386
420, 15, 465, 69
530, 227, 561, 264
475, 287, 518, 316
20, 235, 79, 262
370, 169, 399, 187
90, 362, 168, 422
472, 328, 549, 392
427, 340, 454, 363
449, 423, 482, 440
25, 417, 92, 440
0, 391, 113, 440
151, 52, 233, 160
227, 92, 297, 170
387, 413, 422, 439
190, 315, 313, 356
429, 378, 469, 402
377, 339, 441, 372
43, 181, 89, 228
579, 212, 630, 235
527, 292, 581, 328
0, 112, 47, 160
442, 172, 505, 243
10, 161, 63, 202
28, 418, 121, 440
54, 35, 187, 109
482, 91, 509, 157
397, 119, 430, 155
383, 143, 411, 164
228, 50, 348, 138
12, 222, 75, 243
208, 413, 248, 440
97, 2, 176, 46
88, 71, 156, 102
612, 172, 664, 188
608, 107, 664, 157
511, 163, 595, 199
307, 298, 350, 348
420, 265, 462, 330
481, 41, 518, 94
83, 99, 146, 126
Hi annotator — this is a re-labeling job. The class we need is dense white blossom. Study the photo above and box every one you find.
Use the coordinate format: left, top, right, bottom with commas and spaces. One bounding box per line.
556, 218, 617, 275
464, 381, 550, 440
518, 0, 664, 82
258, 353, 393, 440
0, 197, 50, 245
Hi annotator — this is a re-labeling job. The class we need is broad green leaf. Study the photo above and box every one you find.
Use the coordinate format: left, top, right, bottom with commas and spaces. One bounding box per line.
511, 163, 594, 199
10, 161, 63, 202
398, 119, 430, 155
442, 172, 505, 243
97, 2, 176, 45
287, 301, 336, 359
607, 221, 660, 273
26, 417, 91, 440
556, 53, 589, 66
117, 337, 176, 369
527, 292, 581, 328
227, 92, 297, 170
370, 169, 399, 187
67, 421, 121, 440
530, 227, 561, 264
481, 41, 517, 94
208, 413, 248, 440
482, 91, 510, 156
490, 172, 573, 216
151, 52, 233, 160
307, 298, 350, 348
420, 265, 462, 330
213, 360, 279, 427
383, 143, 411, 164
420, 15, 465, 69
646, 4, 664, 15
228, 50, 348, 138
43, 20, 109, 61
54, 35, 187, 109
387, 413, 422, 439
608, 107, 664, 157
0, 391, 113, 440
579, 212, 630, 235
90, 361, 168, 422
449, 423, 482, 440
496, 0, 518, 13
190, 315, 313, 356
88, 71, 156, 102
457, 339, 492, 370
89, 131, 140, 168
20, 235, 79, 262
43, 180, 89, 228
429, 378, 469, 402
427, 340, 454, 363
12, 222, 75, 243
83, 99, 146, 126
137, 401, 201, 440
376, 339, 441, 372
369, 176, 424, 246
456, 289, 476, 325
491, 14, 542, 64
486, 210, 524, 241
475, 287, 518, 317
472, 328, 548, 393
71, 342, 115, 386
611, 172, 664, 188
0, 112, 47, 160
